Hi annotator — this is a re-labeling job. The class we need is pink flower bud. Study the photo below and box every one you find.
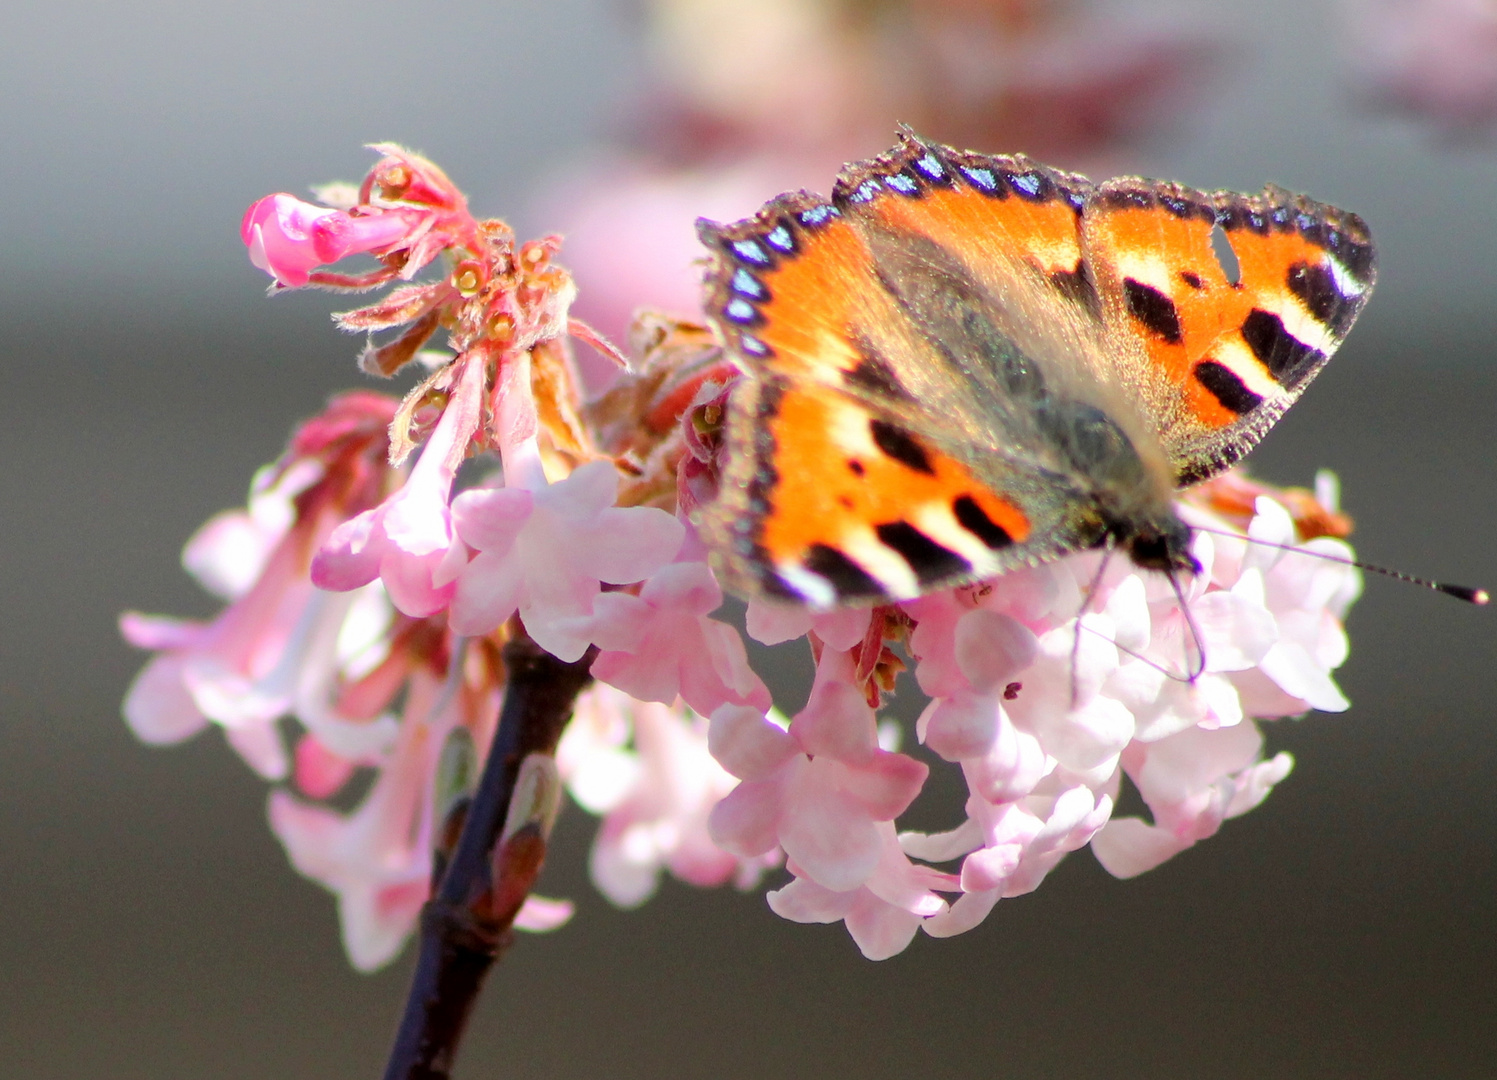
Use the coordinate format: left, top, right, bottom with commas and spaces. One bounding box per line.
241, 193, 420, 288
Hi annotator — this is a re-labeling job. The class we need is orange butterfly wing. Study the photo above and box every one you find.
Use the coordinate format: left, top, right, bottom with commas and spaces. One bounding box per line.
696, 132, 1376, 606
1081, 177, 1375, 484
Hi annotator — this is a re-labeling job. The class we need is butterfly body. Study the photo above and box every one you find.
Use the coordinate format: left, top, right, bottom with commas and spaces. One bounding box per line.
696, 132, 1375, 609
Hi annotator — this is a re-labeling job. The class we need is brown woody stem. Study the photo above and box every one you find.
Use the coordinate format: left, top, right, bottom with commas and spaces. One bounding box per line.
381, 632, 595, 1080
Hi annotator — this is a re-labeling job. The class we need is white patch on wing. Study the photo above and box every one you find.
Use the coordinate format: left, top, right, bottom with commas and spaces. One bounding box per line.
1109, 251, 1175, 294
909, 501, 1002, 576
1269, 292, 1338, 354
1325, 255, 1368, 298
1213, 337, 1287, 400
825, 397, 883, 457
843, 528, 921, 599
776, 564, 837, 610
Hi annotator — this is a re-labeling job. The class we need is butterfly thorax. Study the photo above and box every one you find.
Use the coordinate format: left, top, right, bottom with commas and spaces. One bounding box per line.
1023, 393, 1200, 577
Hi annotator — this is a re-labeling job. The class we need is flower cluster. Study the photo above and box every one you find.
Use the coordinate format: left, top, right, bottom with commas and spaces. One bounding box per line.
124, 147, 1361, 968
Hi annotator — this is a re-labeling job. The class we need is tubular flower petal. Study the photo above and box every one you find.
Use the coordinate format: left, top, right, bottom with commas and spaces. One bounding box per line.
242, 194, 424, 288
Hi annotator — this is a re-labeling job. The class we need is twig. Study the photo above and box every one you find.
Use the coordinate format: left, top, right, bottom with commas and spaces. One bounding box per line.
382, 631, 596, 1080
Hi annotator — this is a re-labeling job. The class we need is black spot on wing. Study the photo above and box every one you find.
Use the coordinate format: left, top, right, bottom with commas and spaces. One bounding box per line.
953, 495, 1014, 550
1180, 270, 1204, 290
1287, 260, 1359, 336
869, 419, 935, 475
1193, 360, 1263, 415
1049, 261, 1101, 318
875, 521, 970, 586
1240, 308, 1324, 389
1123, 279, 1183, 344
804, 544, 886, 599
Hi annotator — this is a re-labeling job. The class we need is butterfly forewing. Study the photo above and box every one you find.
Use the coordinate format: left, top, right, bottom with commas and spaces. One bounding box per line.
1082, 178, 1376, 486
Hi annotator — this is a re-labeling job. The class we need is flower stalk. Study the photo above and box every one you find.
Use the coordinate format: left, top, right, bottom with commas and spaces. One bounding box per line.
383, 629, 595, 1080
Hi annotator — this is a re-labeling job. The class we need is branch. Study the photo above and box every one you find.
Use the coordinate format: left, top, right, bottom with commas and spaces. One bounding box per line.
382, 632, 596, 1080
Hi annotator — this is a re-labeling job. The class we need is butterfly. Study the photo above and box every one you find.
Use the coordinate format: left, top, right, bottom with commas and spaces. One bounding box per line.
693, 130, 1376, 609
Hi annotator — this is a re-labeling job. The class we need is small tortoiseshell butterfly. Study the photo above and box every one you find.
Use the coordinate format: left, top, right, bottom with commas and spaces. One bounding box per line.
694, 130, 1376, 608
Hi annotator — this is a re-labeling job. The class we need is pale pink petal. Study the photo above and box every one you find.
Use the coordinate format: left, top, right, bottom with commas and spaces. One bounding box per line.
708, 704, 797, 781
448, 549, 526, 636
1090, 817, 1188, 879
745, 600, 814, 646
224, 720, 288, 781
954, 610, 1037, 693
766, 875, 857, 924
923, 888, 1002, 938
513, 895, 575, 932
450, 486, 533, 551
836, 752, 928, 821
119, 611, 202, 652
843, 892, 924, 961
295, 733, 359, 800
1259, 641, 1350, 712
122, 653, 207, 745
779, 764, 883, 892
312, 509, 383, 591
707, 778, 783, 857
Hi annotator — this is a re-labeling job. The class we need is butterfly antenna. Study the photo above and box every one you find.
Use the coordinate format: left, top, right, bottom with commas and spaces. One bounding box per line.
1189, 525, 1490, 606
1077, 622, 1197, 684
1167, 569, 1207, 682
1070, 545, 1115, 709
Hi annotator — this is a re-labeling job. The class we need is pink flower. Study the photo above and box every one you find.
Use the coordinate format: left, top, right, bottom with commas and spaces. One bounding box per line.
313, 355, 485, 617
122, 392, 401, 779
241, 193, 423, 288
269, 668, 454, 971
121, 458, 336, 778
767, 824, 955, 960
744, 598, 870, 650
916, 776, 1114, 938
588, 561, 771, 716
718, 482, 1357, 956
448, 461, 685, 662
707, 650, 926, 894
1090, 722, 1294, 879
557, 685, 777, 907
267, 640, 505, 969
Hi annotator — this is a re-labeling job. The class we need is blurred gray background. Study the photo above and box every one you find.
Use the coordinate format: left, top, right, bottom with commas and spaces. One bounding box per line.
2, 1, 1494, 1077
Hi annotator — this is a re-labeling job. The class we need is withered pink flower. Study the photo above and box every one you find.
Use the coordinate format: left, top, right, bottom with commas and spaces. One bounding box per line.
242, 144, 484, 292
242, 193, 425, 289
312, 355, 485, 617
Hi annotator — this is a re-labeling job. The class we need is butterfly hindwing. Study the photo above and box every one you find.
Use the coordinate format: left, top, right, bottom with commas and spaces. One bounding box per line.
704, 374, 1047, 606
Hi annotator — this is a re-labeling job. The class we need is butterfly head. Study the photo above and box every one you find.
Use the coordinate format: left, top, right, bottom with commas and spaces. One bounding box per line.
1117, 512, 1201, 579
